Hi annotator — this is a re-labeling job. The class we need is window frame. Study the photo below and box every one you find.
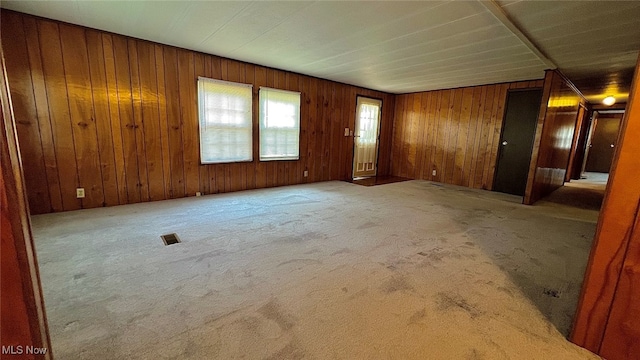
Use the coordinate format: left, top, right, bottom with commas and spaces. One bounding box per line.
258, 87, 301, 162
197, 77, 254, 165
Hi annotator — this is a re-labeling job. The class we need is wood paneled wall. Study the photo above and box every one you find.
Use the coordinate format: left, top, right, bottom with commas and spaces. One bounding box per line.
390, 79, 544, 189
572, 55, 640, 359
1, 11, 395, 214
1, 44, 52, 358
524, 70, 585, 204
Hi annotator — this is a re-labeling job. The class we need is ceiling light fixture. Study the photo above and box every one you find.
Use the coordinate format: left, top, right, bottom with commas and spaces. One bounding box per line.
603, 96, 616, 106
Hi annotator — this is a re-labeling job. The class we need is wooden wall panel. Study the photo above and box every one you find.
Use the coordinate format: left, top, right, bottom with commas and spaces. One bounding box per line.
1, 42, 52, 359
2, 10, 394, 214
390, 80, 542, 189
523, 70, 584, 205
1, 13, 50, 214
572, 55, 640, 358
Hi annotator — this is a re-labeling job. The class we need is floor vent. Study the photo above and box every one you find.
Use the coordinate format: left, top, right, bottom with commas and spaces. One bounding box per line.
161, 233, 181, 246
543, 288, 561, 298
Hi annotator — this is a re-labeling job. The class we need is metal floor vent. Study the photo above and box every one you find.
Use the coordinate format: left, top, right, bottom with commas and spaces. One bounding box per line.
161, 233, 181, 246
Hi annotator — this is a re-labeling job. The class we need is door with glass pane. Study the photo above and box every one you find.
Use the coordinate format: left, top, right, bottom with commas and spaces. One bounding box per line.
352, 96, 382, 178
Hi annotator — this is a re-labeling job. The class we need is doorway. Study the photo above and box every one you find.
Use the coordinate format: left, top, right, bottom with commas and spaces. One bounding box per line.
493, 89, 543, 196
352, 96, 382, 179
583, 111, 623, 174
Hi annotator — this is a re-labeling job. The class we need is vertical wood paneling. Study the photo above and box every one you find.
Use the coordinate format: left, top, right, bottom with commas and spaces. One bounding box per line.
112, 35, 141, 203
86, 30, 119, 206
3, 11, 394, 213
137, 41, 164, 201
102, 34, 128, 205
391, 80, 543, 189
178, 50, 199, 197
524, 71, 583, 204
2, 13, 50, 214
162, 46, 186, 199
23, 17, 63, 212
127, 38, 149, 203
38, 19, 81, 211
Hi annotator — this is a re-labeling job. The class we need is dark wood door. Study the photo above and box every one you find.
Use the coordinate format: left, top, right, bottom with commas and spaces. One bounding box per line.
493, 89, 542, 196
585, 115, 622, 173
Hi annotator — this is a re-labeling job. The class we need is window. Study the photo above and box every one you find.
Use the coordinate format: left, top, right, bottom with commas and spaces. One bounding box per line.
259, 87, 301, 161
198, 77, 253, 164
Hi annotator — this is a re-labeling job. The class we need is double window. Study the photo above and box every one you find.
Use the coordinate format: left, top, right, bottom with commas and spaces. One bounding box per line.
198, 77, 300, 164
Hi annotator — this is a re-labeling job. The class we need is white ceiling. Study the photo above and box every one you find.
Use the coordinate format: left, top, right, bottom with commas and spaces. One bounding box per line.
2, 1, 639, 101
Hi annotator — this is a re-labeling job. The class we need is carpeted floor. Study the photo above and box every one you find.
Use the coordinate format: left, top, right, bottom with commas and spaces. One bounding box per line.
31, 180, 600, 359
537, 172, 608, 211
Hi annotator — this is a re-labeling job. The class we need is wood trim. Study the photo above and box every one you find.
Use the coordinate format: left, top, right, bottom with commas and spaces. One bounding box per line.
479, 0, 556, 69
571, 54, 640, 355
523, 70, 554, 204
1, 42, 52, 359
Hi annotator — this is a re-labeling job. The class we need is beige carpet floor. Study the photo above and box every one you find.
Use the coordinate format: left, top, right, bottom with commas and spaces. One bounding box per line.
31, 180, 600, 359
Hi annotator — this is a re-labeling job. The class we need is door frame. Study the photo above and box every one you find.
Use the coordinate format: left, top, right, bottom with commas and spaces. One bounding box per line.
352, 95, 383, 179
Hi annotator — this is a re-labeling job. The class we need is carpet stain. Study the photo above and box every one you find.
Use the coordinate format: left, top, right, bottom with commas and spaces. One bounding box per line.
381, 275, 414, 294
497, 286, 515, 298
468, 348, 484, 360
357, 221, 378, 230
264, 341, 305, 360
73, 273, 86, 280
258, 300, 296, 331
408, 308, 426, 324
436, 292, 482, 318
529, 257, 543, 267
277, 258, 321, 267
331, 248, 352, 256
279, 231, 326, 244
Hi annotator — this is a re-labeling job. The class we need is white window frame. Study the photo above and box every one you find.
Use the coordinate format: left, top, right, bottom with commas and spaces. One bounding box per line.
259, 87, 301, 161
198, 77, 253, 164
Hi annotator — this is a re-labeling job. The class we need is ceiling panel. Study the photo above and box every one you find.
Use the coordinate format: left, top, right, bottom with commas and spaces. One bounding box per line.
1, 0, 638, 102
498, 0, 640, 103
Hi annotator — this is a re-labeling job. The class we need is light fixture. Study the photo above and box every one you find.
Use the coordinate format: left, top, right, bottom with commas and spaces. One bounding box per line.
603, 96, 616, 106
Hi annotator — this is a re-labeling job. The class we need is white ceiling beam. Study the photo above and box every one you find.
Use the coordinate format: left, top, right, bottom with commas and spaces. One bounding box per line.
480, 0, 557, 69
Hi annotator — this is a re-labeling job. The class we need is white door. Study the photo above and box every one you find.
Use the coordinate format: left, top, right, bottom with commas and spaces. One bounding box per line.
353, 97, 382, 178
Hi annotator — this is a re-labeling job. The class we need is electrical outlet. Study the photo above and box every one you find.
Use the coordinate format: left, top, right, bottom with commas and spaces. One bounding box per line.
432, 170, 437, 176
195, 192, 202, 197
303, 170, 308, 177
76, 188, 85, 198
344, 128, 350, 136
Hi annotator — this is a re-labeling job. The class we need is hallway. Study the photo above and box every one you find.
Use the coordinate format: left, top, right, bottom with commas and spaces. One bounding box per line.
537, 173, 608, 212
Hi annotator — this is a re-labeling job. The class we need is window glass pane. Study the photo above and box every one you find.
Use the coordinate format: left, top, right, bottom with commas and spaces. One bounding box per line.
259, 88, 301, 161
198, 77, 253, 164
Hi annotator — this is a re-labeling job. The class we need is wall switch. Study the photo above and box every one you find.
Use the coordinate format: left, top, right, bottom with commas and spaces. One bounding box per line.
76, 188, 85, 198
303, 170, 308, 177
195, 192, 202, 197
350, 130, 354, 136
432, 170, 437, 176
344, 128, 349, 136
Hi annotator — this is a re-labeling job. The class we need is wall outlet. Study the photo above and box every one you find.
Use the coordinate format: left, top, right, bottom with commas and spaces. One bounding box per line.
432, 170, 437, 176
76, 188, 85, 198
344, 128, 350, 136
195, 192, 202, 197
303, 170, 308, 177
